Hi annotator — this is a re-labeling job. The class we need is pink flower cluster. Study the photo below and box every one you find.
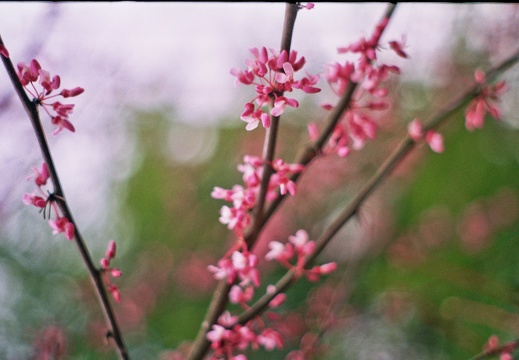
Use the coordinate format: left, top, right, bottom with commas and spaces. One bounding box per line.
206, 229, 336, 359
206, 237, 286, 359
231, 47, 320, 130
22, 162, 75, 240
212, 156, 304, 236
17, 59, 84, 135
206, 311, 283, 360
100, 240, 122, 303
265, 229, 337, 282
465, 69, 507, 131
312, 17, 405, 157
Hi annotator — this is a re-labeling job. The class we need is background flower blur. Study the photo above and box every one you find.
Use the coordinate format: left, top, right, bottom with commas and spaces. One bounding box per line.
0, 2, 519, 359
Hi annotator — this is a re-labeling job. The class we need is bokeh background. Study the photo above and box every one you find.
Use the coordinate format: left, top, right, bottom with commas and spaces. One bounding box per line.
0, 2, 519, 359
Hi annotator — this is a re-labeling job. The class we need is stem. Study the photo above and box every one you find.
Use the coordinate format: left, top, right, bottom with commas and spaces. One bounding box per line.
236, 48, 519, 326
248, 2, 299, 247
186, 4, 300, 359
0, 35, 129, 360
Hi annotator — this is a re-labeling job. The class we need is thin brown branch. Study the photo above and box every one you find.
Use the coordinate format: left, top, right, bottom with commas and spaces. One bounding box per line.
186, 4, 301, 359
0, 35, 129, 360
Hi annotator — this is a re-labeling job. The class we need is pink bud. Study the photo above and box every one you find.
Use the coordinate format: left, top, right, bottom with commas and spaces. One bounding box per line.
109, 285, 121, 303
307, 122, 319, 141
61, 87, 84, 98
475, 69, 486, 84
425, 131, 444, 153
110, 268, 122, 278
407, 118, 423, 141
319, 262, 337, 274
269, 293, 287, 308
106, 240, 117, 259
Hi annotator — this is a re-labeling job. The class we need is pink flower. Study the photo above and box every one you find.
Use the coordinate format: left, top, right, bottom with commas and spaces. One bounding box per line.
105, 239, 117, 260
307, 122, 319, 141
229, 284, 254, 304
257, 328, 283, 351
17, 58, 83, 135
407, 118, 424, 141
208, 258, 235, 282
299, 3, 314, 10
207, 324, 228, 343
51, 116, 76, 136
22, 192, 47, 208
17, 59, 41, 86
465, 69, 507, 131
233, 47, 320, 130
270, 159, 304, 196
266, 285, 287, 308
265, 241, 289, 261
49, 216, 75, 240
289, 229, 315, 256
270, 96, 299, 117
61, 87, 84, 98
389, 36, 409, 59
109, 284, 121, 303
425, 130, 444, 153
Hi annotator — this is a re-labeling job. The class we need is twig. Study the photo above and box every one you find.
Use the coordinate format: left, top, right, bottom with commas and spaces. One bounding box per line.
0, 35, 130, 360
186, 4, 300, 360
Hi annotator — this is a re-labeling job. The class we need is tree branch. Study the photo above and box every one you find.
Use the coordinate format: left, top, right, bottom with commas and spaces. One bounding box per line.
0, 35, 129, 360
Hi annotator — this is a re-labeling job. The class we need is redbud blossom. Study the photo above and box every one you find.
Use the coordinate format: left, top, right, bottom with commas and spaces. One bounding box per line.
407, 118, 423, 141
232, 47, 320, 130
27, 162, 50, 187
307, 122, 319, 141
266, 230, 336, 282
49, 216, 75, 240
61, 87, 84, 98
389, 36, 409, 59
17, 59, 84, 135
299, 3, 314, 10
22, 192, 47, 208
106, 239, 117, 259
257, 328, 283, 351
425, 130, 444, 153
109, 285, 121, 303
465, 69, 507, 131
266, 285, 287, 308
